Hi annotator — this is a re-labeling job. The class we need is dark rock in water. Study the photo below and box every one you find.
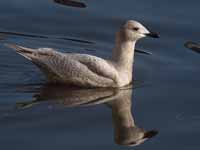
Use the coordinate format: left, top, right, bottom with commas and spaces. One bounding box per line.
54, 0, 86, 8
184, 41, 200, 54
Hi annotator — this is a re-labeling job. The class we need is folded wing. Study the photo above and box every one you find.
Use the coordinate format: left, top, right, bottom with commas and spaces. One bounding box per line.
7, 44, 119, 87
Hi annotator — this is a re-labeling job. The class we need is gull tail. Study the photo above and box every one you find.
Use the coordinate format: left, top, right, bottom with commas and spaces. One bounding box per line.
5, 43, 36, 60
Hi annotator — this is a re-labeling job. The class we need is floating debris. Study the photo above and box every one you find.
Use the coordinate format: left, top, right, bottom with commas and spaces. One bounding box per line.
184, 41, 200, 54
54, 0, 86, 8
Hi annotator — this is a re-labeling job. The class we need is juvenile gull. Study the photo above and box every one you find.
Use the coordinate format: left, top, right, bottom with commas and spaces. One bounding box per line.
7, 20, 159, 87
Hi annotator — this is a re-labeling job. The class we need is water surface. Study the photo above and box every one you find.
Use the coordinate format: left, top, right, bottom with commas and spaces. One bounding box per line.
0, 0, 200, 150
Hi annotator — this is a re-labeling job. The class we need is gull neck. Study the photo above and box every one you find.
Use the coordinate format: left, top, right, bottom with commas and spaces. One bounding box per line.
112, 31, 136, 71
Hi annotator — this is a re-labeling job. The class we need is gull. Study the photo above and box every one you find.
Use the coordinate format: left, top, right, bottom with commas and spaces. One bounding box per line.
7, 20, 159, 87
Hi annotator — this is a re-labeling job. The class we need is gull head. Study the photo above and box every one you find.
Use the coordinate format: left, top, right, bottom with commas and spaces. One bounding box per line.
120, 20, 159, 41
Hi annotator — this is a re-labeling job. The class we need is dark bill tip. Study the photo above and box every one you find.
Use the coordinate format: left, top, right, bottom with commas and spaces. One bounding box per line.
146, 32, 160, 38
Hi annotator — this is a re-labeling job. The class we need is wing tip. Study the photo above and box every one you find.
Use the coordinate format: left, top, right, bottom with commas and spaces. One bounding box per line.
5, 43, 35, 60
5, 43, 35, 53
4, 43, 24, 52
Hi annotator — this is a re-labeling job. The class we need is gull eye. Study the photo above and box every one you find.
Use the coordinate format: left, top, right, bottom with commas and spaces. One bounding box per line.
133, 27, 139, 31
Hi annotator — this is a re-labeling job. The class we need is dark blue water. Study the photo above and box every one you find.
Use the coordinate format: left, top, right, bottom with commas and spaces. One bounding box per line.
0, 0, 200, 150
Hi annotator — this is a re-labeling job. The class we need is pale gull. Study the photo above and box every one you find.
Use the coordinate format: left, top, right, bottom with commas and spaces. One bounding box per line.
6, 20, 159, 87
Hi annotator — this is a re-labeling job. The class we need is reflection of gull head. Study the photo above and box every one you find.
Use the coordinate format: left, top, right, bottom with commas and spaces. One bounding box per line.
115, 127, 158, 146
109, 88, 158, 146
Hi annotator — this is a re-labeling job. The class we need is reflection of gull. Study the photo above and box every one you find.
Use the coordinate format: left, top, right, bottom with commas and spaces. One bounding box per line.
17, 84, 158, 146
7, 20, 159, 87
